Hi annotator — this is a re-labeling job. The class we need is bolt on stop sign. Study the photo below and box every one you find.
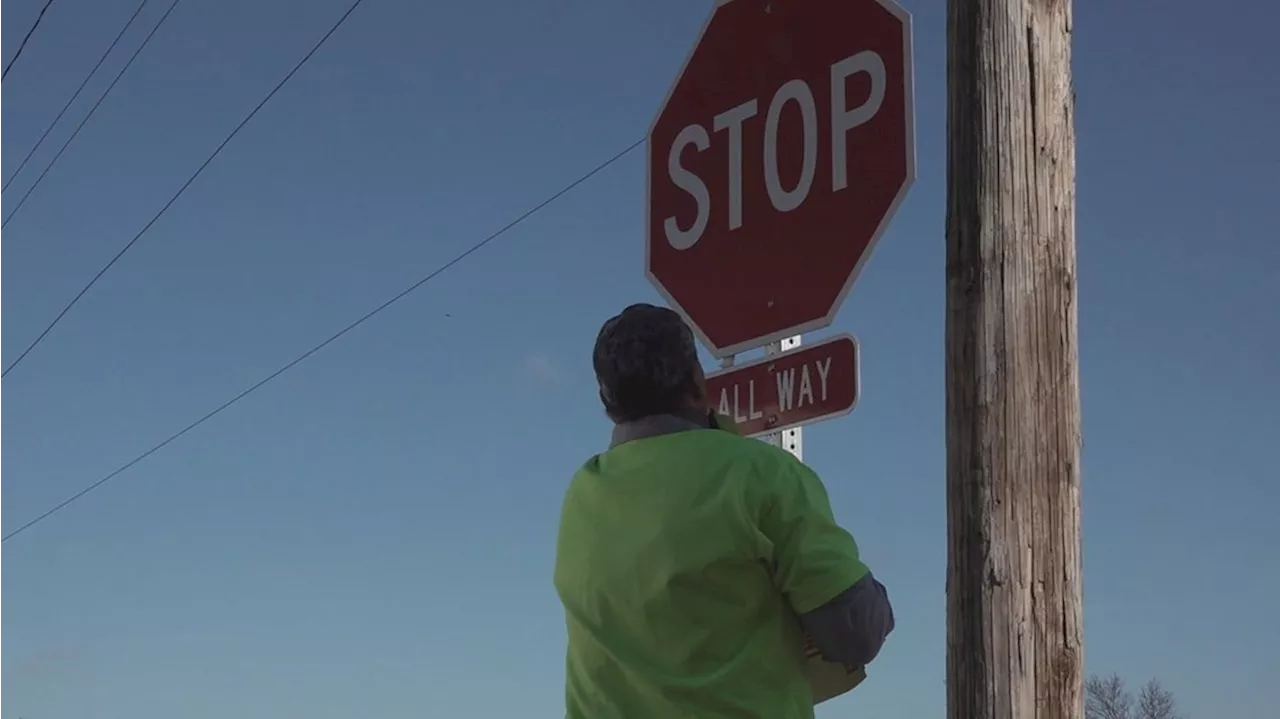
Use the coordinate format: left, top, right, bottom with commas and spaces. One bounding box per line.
646, 0, 915, 357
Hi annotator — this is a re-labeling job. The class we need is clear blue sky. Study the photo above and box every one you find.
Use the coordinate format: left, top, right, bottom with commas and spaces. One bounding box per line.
3, 0, 1276, 716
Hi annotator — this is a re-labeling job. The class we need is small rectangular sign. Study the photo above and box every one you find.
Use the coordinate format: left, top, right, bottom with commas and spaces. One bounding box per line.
705, 334, 859, 438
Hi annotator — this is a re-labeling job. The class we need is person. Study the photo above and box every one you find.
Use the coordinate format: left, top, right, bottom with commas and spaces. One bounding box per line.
553, 303, 894, 718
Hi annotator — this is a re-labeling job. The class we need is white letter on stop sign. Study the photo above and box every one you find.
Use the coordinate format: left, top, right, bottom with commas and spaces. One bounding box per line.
713, 100, 760, 231
664, 124, 711, 251
831, 50, 886, 192
764, 79, 819, 213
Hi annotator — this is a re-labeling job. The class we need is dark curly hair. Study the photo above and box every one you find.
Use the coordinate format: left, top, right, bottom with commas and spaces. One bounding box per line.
593, 304, 703, 423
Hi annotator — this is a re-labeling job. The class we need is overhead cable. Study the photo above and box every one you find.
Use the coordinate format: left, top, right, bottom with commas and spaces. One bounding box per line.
1, 137, 644, 543
4, 0, 152, 193
2, 0, 368, 377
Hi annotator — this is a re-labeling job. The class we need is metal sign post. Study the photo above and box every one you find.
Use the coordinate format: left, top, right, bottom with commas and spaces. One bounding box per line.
761, 335, 803, 459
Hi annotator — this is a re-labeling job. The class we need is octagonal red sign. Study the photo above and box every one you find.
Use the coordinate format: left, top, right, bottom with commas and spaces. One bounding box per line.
646, 0, 915, 357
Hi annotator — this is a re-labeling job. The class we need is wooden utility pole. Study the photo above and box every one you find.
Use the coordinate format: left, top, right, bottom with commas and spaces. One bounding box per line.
944, 0, 1083, 717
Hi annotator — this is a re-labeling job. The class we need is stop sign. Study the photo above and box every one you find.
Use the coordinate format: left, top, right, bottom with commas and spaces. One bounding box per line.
646, 0, 915, 357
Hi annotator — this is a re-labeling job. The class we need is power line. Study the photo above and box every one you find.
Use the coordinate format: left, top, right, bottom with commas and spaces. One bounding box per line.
3, 0, 151, 194
1, 137, 645, 543
2, 0, 56, 80
1, 0, 368, 377
2, 0, 183, 229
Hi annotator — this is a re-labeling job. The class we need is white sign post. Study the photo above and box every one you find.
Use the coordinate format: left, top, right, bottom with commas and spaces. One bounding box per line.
760, 335, 804, 459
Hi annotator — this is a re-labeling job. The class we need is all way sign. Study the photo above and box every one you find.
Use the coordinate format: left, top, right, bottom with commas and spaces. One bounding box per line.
706, 335, 859, 438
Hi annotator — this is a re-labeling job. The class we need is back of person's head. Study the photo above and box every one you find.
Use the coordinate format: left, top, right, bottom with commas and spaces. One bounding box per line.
593, 303, 704, 423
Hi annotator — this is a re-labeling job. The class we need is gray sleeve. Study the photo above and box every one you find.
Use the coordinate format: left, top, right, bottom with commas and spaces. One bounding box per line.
797, 572, 894, 668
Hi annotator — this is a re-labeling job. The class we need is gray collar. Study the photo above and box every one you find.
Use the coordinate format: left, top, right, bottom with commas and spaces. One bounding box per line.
609, 413, 709, 448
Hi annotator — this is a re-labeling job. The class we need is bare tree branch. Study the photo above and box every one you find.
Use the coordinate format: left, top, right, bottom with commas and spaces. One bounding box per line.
1086, 674, 1133, 719
1137, 678, 1181, 719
